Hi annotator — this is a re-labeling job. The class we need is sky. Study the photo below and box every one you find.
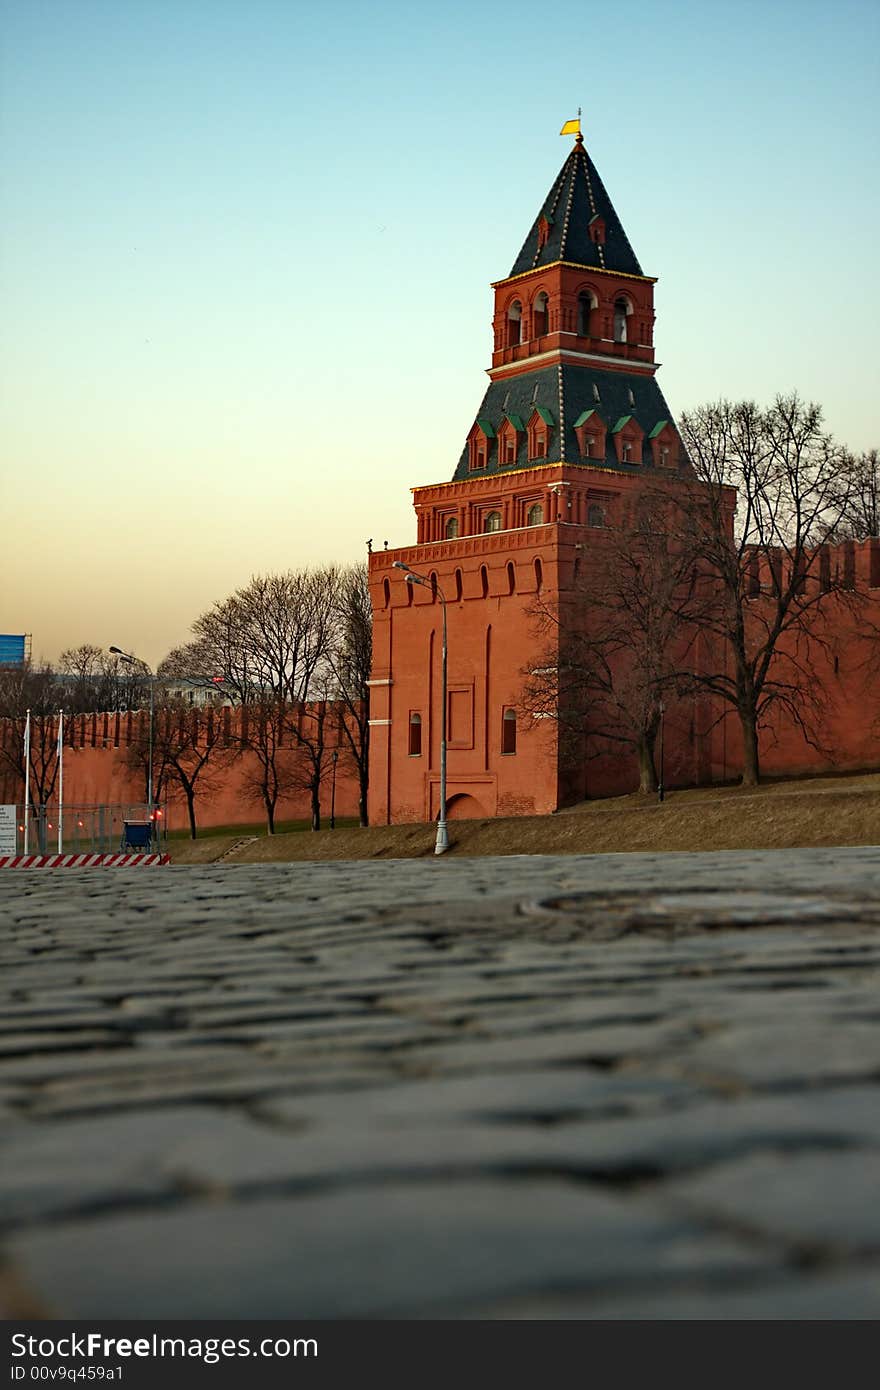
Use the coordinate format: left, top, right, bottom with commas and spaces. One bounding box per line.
2, 0, 878, 669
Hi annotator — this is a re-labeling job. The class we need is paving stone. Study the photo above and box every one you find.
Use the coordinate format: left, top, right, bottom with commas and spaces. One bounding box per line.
27, 1059, 395, 1119
6, 1180, 774, 1319
0, 1031, 128, 1057
666, 1150, 880, 1250
2, 846, 880, 1318
459, 1268, 880, 1319
663, 1020, 880, 1086
0, 1108, 214, 1223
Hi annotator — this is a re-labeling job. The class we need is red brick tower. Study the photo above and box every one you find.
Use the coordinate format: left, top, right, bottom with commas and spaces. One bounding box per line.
368, 131, 688, 824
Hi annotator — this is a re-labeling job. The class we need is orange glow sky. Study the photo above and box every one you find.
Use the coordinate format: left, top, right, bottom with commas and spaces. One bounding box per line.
2, 0, 878, 670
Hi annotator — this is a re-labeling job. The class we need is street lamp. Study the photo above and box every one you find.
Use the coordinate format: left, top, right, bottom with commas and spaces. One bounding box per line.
657, 699, 665, 803
330, 748, 339, 830
110, 646, 155, 833
393, 560, 449, 855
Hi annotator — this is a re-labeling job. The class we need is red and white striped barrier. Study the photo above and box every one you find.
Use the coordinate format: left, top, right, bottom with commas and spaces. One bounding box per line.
0, 853, 171, 869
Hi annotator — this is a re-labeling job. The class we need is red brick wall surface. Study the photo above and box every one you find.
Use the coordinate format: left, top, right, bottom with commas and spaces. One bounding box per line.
370, 483, 880, 823
0, 707, 362, 833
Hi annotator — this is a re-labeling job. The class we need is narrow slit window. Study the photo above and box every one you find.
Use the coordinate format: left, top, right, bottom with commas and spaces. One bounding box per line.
501, 709, 517, 755
408, 713, 422, 757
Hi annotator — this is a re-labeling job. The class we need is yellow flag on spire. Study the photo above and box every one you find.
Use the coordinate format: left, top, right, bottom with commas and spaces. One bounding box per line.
560, 117, 580, 136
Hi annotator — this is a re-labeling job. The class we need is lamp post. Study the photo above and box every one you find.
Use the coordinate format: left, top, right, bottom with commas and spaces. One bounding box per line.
330, 748, 339, 829
110, 646, 155, 833
657, 699, 665, 803
393, 561, 449, 855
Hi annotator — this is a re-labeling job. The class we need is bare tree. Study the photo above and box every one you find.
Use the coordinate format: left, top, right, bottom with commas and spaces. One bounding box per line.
677, 394, 856, 786
234, 570, 337, 704
524, 494, 699, 794
167, 565, 371, 832
127, 698, 237, 839
838, 448, 879, 539
237, 695, 299, 834
57, 644, 118, 713
285, 694, 332, 832
186, 595, 256, 704
0, 666, 65, 831
325, 564, 372, 826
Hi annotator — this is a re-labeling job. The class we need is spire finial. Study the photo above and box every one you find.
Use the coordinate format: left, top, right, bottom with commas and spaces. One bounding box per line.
559, 110, 582, 143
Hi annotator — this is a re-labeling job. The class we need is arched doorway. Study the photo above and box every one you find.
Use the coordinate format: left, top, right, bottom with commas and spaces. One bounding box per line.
446, 792, 489, 821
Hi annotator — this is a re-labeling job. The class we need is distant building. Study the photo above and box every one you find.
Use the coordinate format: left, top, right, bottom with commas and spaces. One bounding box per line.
0, 634, 31, 667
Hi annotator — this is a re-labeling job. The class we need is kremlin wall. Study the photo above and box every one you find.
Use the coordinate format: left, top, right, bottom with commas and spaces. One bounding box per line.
0, 706, 362, 834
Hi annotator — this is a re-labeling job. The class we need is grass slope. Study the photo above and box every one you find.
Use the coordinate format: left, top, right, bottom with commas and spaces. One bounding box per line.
169, 772, 880, 865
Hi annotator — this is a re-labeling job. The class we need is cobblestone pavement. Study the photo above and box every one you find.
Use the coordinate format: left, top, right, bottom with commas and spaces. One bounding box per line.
1, 847, 879, 1320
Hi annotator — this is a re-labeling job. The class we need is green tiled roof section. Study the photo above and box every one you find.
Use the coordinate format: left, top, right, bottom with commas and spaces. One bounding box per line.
451, 363, 685, 481
476, 418, 496, 438
534, 405, 555, 427
612, 415, 633, 433
505, 413, 525, 432
649, 420, 669, 438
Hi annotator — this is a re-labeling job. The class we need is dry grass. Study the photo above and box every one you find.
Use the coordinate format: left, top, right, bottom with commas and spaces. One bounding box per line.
168, 770, 880, 865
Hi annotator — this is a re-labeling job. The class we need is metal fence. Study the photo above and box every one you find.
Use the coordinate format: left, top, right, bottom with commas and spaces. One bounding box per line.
11, 804, 168, 855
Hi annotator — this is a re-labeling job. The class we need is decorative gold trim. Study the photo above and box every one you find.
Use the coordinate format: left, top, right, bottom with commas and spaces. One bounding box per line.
410, 458, 637, 494
492, 260, 656, 288
411, 463, 566, 494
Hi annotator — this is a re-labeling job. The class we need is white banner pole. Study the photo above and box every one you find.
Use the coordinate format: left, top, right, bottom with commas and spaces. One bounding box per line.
57, 710, 64, 854
23, 708, 31, 854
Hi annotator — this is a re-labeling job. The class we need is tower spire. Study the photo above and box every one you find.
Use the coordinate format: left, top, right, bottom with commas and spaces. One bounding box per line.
507, 129, 643, 279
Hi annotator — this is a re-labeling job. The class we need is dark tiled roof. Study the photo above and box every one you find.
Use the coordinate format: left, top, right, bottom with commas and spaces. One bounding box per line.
451, 364, 681, 480
507, 138, 643, 280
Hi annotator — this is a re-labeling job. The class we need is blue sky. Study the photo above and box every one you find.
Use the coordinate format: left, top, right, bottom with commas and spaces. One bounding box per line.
2, 0, 878, 666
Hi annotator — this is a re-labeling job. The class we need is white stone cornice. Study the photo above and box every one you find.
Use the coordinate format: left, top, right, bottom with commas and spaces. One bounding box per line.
488, 348, 659, 380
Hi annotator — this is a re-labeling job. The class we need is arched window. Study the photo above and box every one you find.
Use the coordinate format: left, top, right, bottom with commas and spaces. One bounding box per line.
532, 292, 549, 338
454, 568, 463, 601
527, 502, 544, 526
445, 516, 459, 539
534, 557, 543, 592
429, 571, 438, 602
382, 577, 391, 608
408, 713, 422, 757
484, 511, 501, 533
506, 561, 515, 594
506, 300, 523, 348
613, 297, 631, 343
480, 565, 489, 598
577, 292, 596, 337
501, 709, 517, 755
588, 504, 605, 528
